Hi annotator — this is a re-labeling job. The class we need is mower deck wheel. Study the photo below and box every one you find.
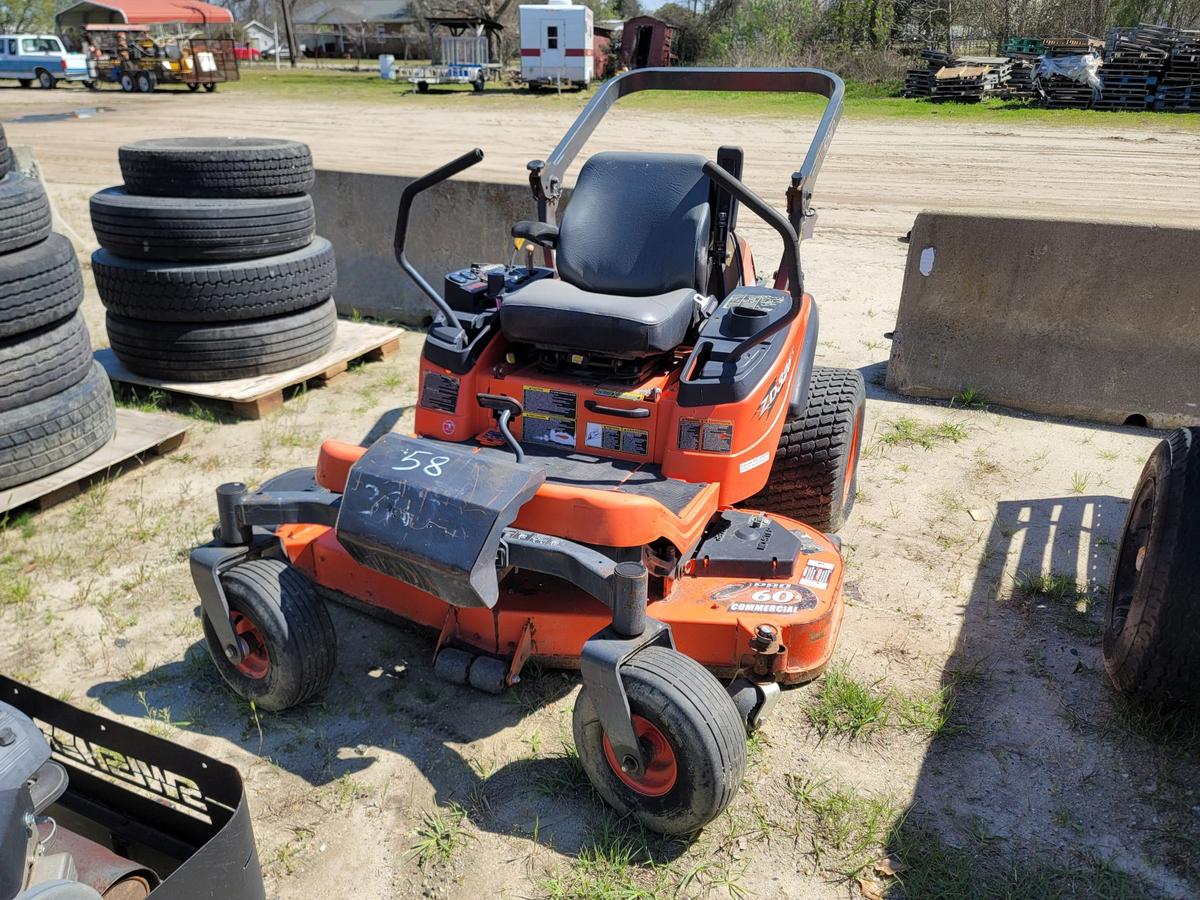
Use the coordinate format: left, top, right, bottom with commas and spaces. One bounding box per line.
572, 645, 746, 835
743, 365, 866, 532
433, 647, 474, 685
202, 558, 336, 711
1104, 427, 1200, 704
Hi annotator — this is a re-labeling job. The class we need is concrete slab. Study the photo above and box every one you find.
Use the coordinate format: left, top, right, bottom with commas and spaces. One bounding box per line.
886, 210, 1200, 428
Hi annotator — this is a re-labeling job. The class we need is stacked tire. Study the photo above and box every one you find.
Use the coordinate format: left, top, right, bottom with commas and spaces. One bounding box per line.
90, 138, 338, 381
0, 125, 116, 491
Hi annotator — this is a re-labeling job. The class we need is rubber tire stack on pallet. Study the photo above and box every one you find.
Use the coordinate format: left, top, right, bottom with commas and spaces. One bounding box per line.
0, 124, 116, 491
90, 137, 338, 381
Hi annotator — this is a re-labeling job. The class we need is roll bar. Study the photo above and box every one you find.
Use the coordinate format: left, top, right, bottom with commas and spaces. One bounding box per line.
528, 67, 844, 241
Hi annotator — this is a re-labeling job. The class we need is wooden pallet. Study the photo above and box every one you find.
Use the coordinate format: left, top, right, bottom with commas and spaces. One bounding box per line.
0, 409, 190, 515
96, 320, 406, 420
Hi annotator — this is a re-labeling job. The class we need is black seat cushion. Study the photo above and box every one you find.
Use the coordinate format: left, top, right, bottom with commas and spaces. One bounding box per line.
556, 151, 711, 296
500, 279, 700, 357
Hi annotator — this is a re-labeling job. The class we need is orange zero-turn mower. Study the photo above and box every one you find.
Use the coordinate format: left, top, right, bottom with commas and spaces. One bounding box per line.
189, 67, 865, 835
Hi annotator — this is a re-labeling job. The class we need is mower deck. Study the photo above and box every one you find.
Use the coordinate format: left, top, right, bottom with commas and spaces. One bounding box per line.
278, 503, 845, 685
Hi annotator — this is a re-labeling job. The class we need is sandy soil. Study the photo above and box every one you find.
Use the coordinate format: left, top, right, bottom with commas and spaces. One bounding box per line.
1, 83, 1198, 899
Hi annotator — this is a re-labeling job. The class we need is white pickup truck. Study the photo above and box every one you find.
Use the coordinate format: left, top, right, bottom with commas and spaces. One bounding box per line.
0, 34, 91, 88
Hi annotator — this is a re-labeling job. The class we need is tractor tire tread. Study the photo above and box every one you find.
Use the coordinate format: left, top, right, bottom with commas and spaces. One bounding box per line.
0, 361, 114, 490
0, 173, 52, 254
0, 234, 85, 339
105, 297, 338, 381
0, 310, 93, 413
742, 366, 865, 532
93, 237, 335, 321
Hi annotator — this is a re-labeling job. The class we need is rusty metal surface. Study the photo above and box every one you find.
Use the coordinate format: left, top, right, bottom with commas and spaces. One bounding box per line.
44, 827, 156, 899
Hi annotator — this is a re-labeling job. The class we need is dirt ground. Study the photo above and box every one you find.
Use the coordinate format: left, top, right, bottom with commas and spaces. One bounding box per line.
2, 83, 1199, 899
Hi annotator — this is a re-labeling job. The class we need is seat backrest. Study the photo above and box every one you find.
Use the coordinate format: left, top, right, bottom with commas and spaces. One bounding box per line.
557, 151, 711, 297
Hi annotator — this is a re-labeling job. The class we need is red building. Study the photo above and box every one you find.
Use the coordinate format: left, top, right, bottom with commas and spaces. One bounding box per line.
620, 15, 674, 69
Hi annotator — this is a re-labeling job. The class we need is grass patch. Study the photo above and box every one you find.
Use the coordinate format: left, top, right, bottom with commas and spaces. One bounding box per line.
224, 67, 1200, 130
540, 818, 675, 899
950, 386, 988, 410
409, 802, 470, 867
877, 416, 968, 451
789, 776, 900, 877
887, 824, 1149, 899
807, 666, 890, 738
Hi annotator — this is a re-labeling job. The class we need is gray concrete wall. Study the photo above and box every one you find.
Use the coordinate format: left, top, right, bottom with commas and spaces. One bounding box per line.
886, 211, 1200, 428
311, 168, 545, 326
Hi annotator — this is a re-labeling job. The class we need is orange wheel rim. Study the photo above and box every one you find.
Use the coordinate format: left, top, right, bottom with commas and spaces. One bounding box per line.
230, 611, 270, 680
602, 715, 678, 797
843, 408, 864, 504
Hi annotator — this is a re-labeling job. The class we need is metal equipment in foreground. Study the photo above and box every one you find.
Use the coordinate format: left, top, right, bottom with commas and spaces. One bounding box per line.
190, 67, 861, 835
0, 675, 264, 900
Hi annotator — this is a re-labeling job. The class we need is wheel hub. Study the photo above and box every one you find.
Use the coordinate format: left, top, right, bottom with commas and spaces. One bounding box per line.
603, 715, 678, 797
229, 611, 270, 680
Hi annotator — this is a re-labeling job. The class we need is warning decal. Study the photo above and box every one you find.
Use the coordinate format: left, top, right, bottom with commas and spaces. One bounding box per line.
585, 423, 648, 456
420, 371, 460, 413
800, 560, 835, 590
679, 418, 735, 453
523, 386, 577, 448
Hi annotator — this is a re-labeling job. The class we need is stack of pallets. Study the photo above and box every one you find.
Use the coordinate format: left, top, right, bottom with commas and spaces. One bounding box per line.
1160, 29, 1200, 111
1039, 37, 1101, 108
931, 62, 1008, 102
1097, 24, 1172, 110
1005, 55, 1038, 98
903, 47, 956, 98
1002, 36, 1046, 56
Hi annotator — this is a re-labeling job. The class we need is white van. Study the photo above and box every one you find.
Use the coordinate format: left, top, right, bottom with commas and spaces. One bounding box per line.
0, 34, 90, 88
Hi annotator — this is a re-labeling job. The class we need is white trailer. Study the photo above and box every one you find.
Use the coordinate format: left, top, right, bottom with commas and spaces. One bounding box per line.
519, 0, 593, 89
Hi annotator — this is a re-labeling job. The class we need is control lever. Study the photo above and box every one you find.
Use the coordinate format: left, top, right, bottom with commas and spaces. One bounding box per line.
478, 394, 525, 463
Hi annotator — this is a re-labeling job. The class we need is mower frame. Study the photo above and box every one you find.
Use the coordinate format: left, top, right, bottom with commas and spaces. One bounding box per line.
193, 442, 679, 775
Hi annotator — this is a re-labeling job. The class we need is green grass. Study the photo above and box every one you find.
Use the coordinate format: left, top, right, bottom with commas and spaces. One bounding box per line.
409, 802, 470, 866
877, 416, 969, 451
788, 775, 901, 877
224, 67, 1200, 130
807, 666, 891, 738
540, 818, 675, 899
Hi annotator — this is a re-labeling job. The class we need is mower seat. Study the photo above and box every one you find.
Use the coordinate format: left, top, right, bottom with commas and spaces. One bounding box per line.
501, 151, 712, 357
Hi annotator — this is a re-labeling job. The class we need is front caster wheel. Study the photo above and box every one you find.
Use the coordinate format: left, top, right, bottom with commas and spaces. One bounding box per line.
201, 558, 336, 711
572, 646, 747, 835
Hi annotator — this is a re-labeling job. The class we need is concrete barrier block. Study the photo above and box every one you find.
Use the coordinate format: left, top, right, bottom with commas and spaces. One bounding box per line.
311, 168, 540, 326
886, 211, 1200, 428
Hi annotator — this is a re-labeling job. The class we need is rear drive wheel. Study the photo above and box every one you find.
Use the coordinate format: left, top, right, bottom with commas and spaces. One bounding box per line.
36, 69, 56, 89
743, 366, 865, 532
1104, 427, 1200, 704
202, 558, 336, 711
573, 645, 746, 835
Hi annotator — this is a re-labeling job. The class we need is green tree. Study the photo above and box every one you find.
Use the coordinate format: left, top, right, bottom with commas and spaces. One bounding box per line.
0, 0, 56, 32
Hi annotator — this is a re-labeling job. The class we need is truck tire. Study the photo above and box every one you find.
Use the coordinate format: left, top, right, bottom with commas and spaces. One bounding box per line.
119, 137, 315, 198
0, 234, 85, 339
36, 69, 56, 89
93, 237, 335, 322
0, 362, 114, 490
0, 310, 92, 414
0, 127, 9, 177
106, 297, 337, 381
90, 188, 316, 261
1104, 428, 1200, 704
742, 366, 866, 533
0, 173, 52, 254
